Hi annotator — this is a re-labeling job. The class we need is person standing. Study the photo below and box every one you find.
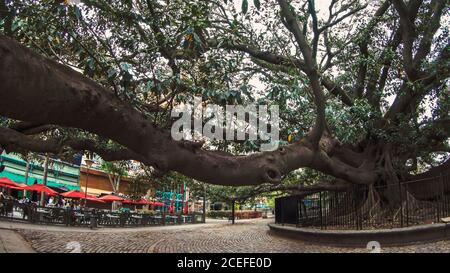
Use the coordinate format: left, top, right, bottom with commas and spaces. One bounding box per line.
0, 191, 5, 215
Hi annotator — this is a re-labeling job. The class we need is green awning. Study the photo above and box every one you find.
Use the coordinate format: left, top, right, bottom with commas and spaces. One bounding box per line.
0, 171, 80, 191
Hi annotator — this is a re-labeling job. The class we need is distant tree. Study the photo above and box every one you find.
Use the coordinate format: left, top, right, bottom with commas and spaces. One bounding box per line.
100, 160, 130, 193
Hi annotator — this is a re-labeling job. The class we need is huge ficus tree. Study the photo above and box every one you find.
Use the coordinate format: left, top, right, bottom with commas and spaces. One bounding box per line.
0, 0, 448, 204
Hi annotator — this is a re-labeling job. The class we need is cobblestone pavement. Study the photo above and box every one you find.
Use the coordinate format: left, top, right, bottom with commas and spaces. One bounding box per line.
11, 219, 450, 253
0, 229, 35, 253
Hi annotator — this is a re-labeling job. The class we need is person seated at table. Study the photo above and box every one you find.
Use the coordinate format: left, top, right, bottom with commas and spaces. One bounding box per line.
19, 196, 29, 205
3, 191, 13, 200
47, 196, 55, 207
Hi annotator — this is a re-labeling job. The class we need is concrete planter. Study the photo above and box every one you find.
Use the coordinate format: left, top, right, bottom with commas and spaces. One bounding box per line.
268, 223, 450, 247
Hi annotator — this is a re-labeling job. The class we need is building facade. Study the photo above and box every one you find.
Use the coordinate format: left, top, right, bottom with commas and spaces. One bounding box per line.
0, 152, 81, 190
79, 166, 134, 196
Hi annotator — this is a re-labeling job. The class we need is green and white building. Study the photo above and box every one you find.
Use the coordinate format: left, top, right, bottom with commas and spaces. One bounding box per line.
0, 152, 81, 190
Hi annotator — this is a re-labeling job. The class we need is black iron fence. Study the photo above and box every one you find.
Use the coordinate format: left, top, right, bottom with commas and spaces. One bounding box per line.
275, 171, 450, 230
0, 201, 204, 228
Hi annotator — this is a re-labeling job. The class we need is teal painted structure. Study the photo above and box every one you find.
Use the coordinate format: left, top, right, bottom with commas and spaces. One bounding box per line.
0, 152, 81, 190
155, 190, 185, 213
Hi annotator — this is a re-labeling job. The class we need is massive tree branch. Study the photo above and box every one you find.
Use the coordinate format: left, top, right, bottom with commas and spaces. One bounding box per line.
390, 0, 421, 80
0, 126, 144, 162
278, 0, 327, 144
0, 36, 377, 186
8, 121, 55, 135
384, 43, 450, 121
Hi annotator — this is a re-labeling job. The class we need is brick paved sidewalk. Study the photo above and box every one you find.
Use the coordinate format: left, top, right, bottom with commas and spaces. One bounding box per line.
0, 229, 35, 253
0, 218, 243, 233
1, 218, 449, 253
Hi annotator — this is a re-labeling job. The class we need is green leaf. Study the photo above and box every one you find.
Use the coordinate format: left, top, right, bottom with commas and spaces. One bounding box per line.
74, 6, 82, 22
254, 0, 261, 11
145, 80, 154, 92
242, 0, 248, 14
107, 68, 117, 80
87, 58, 95, 70
120, 62, 131, 71
11, 19, 22, 32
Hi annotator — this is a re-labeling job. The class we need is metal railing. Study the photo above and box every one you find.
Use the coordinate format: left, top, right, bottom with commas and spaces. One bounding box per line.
275, 171, 450, 230
0, 201, 203, 228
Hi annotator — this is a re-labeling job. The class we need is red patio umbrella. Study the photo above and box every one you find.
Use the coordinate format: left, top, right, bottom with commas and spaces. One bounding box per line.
99, 194, 125, 202
149, 201, 166, 206
24, 184, 58, 196
0, 182, 28, 191
61, 190, 106, 203
61, 190, 87, 199
136, 198, 153, 205
0, 182, 21, 189
86, 195, 106, 203
7, 186, 26, 191
0, 177, 21, 188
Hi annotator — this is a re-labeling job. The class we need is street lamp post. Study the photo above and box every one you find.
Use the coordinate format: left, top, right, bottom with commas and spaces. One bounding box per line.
84, 158, 94, 207
202, 183, 206, 223
231, 198, 236, 225
40, 153, 49, 207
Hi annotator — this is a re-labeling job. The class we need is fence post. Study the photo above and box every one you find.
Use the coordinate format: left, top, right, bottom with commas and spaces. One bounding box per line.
353, 186, 361, 230
30, 205, 36, 223
352, 187, 357, 230
405, 183, 409, 227
398, 179, 403, 228
65, 208, 69, 226
319, 192, 323, 230
444, 172, 450, 217
440, 173, 445, 221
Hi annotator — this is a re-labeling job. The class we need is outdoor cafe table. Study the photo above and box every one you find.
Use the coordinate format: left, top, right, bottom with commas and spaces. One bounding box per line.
130, 214, 143, 225
73, 212, 85, 225
181, 215, 192, 223
36, 208, 51, 222
166, 215, 179, 224
105, 214, 120, 226
152, 215, 162, 225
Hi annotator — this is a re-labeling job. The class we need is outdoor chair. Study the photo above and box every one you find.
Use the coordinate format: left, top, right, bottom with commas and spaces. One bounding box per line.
181, 215, 192, 224
151, 215, 162, 225
0, 202, 4, 216
129, 214, 143, 226
43, 208, 65, 224
3, 200, 14, 218
140, 214, 150, 226
105, 213, 121, 226
21, 204, 31, 220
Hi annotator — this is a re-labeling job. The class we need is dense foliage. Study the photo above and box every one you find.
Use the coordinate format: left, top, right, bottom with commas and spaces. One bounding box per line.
0, 0, 448, 202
